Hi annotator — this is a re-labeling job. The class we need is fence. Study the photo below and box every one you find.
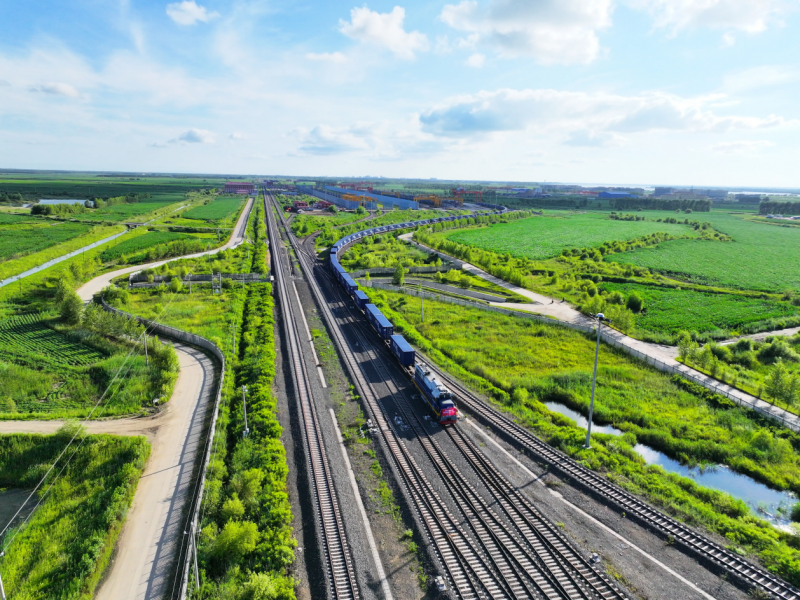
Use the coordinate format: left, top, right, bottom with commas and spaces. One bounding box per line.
349, 265, 454, 279
100, 298, 227, 597
362, 282, 800, 433
129, 272, 269, 285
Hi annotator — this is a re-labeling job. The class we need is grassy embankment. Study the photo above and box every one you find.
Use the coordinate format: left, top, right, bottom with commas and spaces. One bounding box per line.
0, 429, 150, 599
367, 288, 800, 585
116, 217, 295, 597
419, 211, 800, 343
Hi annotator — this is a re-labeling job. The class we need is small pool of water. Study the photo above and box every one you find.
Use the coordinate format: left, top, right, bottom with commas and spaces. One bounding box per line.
543, 402, 623, 436
543, 400, 796, 525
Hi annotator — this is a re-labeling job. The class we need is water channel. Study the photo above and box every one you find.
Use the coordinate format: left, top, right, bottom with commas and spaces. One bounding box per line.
543, 401, 797, 526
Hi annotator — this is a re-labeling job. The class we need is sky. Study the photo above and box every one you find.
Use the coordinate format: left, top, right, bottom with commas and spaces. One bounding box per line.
1, 0, 799, 186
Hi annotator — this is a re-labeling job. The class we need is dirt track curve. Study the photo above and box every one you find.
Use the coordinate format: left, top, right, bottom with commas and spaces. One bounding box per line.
0, 197, 253, 599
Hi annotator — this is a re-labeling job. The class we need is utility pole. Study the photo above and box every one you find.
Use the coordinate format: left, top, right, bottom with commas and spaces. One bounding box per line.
584, 313, 611, 449
419, 284, 424, 322
143, 333, 149, 367
187, 523, 200, 588
231, 322, 236, 356
242, 385, 249, 437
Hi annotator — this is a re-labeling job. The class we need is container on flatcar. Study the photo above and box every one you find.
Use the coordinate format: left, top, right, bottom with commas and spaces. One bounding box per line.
341, 273, 358, 295
390, 334, 415, 367
414, 365, 458, 424
365, 304, 393, 339
354, 290, 370, 310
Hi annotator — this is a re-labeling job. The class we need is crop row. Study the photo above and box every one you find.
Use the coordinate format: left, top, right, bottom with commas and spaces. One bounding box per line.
0, 321, 105, 366
0, 312, 44, 330
100, 230, 194, 261
0, 222, 92, 262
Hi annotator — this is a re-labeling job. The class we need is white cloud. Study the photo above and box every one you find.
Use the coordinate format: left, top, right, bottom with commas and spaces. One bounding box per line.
439, 0, 612, 64
306, 52, 348, 63
0, 80, 11, 87
28, 82, 80, 97
229, 132, 244, 140
166, 1, 220, 26
339, 6, 429, 59
712, 139, 774, 153
293, 120, 443, 159
722, 32, 737, 46
466, 53, 485, 67
628, 0, 795, 34
418, 88, 795, 139
169, 128, 215, 143
723, 65, 798, 93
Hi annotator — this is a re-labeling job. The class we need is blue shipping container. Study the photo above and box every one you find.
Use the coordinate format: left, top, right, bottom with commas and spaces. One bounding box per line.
366, 304, 393, 339
390, 334, 415, 366
341, 273, 358, 295
354, 290, 370, 310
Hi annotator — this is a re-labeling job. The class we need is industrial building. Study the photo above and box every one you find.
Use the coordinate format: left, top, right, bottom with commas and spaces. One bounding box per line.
223, 182, 255, 194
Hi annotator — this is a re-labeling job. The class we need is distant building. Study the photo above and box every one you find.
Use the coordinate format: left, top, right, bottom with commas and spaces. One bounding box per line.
598, 191, 632, 199
653, 187, 675, 196
39, 198, 91, 206
223, 182, 255, 194
698, 189, 728, 199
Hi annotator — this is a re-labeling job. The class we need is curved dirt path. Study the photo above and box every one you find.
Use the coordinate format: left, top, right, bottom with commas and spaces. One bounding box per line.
401, 233, 800, 431
77, 197, 253, 301
0, 343, 218, 600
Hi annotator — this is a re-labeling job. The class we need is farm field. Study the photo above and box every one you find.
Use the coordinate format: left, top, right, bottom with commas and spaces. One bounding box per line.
602, 282, 800, 337
180, 195, 245, 226
0, 431, 149, 599
99, 230, 197, 263
291, 210, 367, 236
368, 288, 800, 584
609, 211, 800, 292
78, 194, 186, 222
445, 212, 698, 260
0, 221, 92, 262
0, 310, 176, 419
316, 208, 451, 248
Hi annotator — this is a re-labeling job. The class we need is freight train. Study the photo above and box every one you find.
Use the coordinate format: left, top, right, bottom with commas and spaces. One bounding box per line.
328, 210, 505, 424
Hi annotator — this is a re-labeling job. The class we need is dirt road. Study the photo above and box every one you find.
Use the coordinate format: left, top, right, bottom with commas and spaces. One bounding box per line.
0, 343, 218, 600
77, 197, 253, 302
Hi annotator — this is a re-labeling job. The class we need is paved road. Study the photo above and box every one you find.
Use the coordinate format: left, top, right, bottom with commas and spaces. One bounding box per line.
404, 234, 800, 431
77, 197, 253, 301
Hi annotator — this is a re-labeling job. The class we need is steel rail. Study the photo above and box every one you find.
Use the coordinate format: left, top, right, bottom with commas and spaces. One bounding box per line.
264, 193, 360, 600
421, 355, 800, 600
268, 190, 494, 599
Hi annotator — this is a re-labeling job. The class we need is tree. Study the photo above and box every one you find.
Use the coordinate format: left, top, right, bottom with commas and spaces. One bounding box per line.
220, 493, 245, 522
626, 292, 644, 313
677, 331, 697, 362
169, 276, 183, 293
392, 264, 406, 286
765, 360, 788, 404
59, 289, 84, 325
210, 520, 260, 561
232, 468, 265, 509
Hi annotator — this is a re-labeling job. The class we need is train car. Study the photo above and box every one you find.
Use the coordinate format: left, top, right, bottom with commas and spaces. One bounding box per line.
414, 365, 458, 424
354, 289, 370, 310
390, 334, 415, 367
365, 304, 393, 339
341, 273, 358, 295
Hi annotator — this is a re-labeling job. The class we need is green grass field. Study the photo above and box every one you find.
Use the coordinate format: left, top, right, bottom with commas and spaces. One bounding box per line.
99, 230, 195, 262
0, 222, 92, 262
79, 195, 185, 222
181, 196, 244, 225
609, 211, 800, 292
0, 432, 149, 599
340, 236, 434, 270
445, 212, 697, 260
602, 282, 800, 336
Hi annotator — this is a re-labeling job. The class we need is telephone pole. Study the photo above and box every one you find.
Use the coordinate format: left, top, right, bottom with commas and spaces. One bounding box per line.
242, 385, 249, 437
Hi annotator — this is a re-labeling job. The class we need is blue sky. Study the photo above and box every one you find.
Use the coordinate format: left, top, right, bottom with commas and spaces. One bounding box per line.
1, 0, 799, 186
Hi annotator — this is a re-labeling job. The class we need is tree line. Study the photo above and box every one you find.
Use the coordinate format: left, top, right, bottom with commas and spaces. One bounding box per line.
760, 201, 800, 215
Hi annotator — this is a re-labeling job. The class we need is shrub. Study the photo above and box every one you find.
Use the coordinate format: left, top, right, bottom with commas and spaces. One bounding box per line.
626, 292, 644, 313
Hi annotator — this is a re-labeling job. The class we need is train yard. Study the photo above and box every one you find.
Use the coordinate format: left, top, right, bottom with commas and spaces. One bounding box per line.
263, 184, 800, 600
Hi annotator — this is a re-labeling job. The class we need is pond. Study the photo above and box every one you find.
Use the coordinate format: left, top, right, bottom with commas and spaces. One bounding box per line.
543, 400, 797, 525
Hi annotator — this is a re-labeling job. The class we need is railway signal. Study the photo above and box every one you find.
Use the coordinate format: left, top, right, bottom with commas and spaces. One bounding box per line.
584, 312, 611, 450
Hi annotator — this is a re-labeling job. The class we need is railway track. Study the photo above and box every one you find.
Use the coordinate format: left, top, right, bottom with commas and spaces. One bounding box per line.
263, 193, 360, 600
320, 265, 629, 600
420, 355, 800, 600
276, 194, 634, 599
